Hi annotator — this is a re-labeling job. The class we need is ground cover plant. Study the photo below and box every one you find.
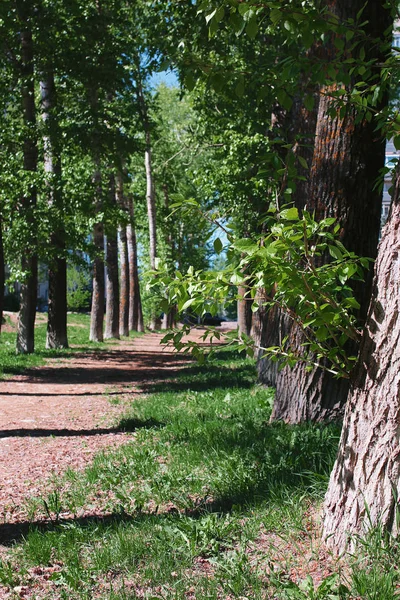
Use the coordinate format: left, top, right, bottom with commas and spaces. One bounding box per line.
1, 341, 398, 599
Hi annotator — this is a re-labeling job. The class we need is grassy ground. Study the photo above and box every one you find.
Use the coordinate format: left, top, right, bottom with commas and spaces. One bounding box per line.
0, 312, 122, 378
0, 332, 399, 598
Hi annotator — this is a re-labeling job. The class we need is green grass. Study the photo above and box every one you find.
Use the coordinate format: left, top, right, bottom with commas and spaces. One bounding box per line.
0, 344, 398, 598
0, 312, 138, 378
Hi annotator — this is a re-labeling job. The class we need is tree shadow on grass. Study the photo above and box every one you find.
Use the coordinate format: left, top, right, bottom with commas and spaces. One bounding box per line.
140, 362, 257, 394
0, 418, 341, 547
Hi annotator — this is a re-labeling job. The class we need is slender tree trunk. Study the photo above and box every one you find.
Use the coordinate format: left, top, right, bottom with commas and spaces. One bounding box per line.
119, 224, 129, 336
323, 166, 400, 553
145, 130, 157, 271
104, 176, 120, 340
40, 69, 68, 349
0, 218, 4, 334
271, 0, 392, 423
90, 166, 105, 342
127, 196, 144, 332
161, 182, 176, 330
116, 172, 129, 337
136, 66, 157, 329
16, 7, 38, 354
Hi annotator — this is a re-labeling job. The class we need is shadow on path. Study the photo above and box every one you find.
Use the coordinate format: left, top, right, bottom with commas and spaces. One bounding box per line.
0, 418, 163, 439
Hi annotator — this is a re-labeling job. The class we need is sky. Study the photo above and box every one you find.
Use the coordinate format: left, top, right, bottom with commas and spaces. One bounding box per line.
149, 70, 179, 89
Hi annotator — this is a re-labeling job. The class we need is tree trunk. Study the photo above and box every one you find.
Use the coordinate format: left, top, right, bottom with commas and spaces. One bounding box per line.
323, 166, 400, 553
271, 0, 392, 423
104, 176, 120, 340
16, 7, 38, 354
161, 182, 176, 330
256, 73, 320, 387
118, 224, 129, 336
90, 220, 105, 342
0, 218, 4, 334
116, 172, 129, 337
145, 130, 157, 271
40, 69, 68, 349
127, 196, 144, 332
253, 288, 282, 387
136, 66, 157, 329
237, 285, 252, 337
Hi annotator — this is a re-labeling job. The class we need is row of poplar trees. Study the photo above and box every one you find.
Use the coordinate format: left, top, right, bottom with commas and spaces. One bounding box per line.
2, 0, 400, 552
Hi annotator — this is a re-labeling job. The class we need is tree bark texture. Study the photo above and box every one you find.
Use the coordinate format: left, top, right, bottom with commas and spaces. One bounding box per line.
271, 0, 392, 423
116, 172, 129, 337
40, 70, 68, 349
127, 197, 144, 332
104, 176, 120, 340
323, 167, 400, 553
16, 8, 38, 354
256, 70, 320, 387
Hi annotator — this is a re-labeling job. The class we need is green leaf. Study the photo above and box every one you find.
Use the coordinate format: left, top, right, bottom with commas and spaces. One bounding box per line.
304, 94, 314, 112
246, 17, 258, 39
270, 8, 282, 24
205, 9, 217, 24
298, 156, 308, 170
328, 245, 343, 260
280, 207, 299, 221
213, 237, 223, 254
181, 298, 196, 311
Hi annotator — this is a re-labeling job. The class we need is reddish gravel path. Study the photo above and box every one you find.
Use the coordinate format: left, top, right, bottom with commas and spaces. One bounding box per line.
0, 328, 224, 532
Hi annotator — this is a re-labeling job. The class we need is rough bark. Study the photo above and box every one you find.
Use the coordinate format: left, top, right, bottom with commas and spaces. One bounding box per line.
104, 176, 120, 340
127, 196, 144, 332
40, 69, 68, 349
271, 0, 392, 423
256, 71, 320, 387
323, 167, 400, 553
253, 288, 282, 387
16, 6, 38, 354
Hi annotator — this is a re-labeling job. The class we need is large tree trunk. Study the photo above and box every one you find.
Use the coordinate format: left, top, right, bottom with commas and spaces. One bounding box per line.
237, 285, 252, 337
16, 6, 38, 355
271, 0, 392, 423
256, 74, 320, 387
127, 196, 144, 332
104, 176, 120, 340
323, 166, 400, 553
40, 69, 68, 349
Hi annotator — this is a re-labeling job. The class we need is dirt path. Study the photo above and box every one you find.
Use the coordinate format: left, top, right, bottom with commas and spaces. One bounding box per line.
0, 328, 224, 530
